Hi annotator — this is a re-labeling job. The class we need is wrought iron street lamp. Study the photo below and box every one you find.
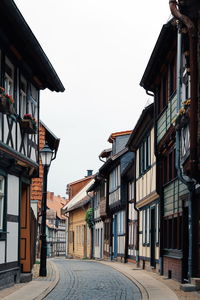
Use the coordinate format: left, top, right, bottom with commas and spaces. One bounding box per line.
39, 143, 53, 277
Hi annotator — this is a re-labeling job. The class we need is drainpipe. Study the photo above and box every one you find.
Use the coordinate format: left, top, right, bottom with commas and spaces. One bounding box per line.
169, 0, 198, 178
131, 152, 139, 267
99, 155, 106, 163
169, 1, 197, 281
64, 212, 69, 258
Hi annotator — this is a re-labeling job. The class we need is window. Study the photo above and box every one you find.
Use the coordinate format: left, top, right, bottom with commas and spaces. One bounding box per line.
128, 181, 134, 201
109, 165, 120, 193
5, 58, 14, 97
0, 176, 5, 231
142, 207, 151, 245
20, 77, 27, 117
100, 180, 106, 198
163, 214, 182, 250
142, 209, 146, 244
139, 134, 151, 176
162, 149, 177, 185
117, 211, 125, 235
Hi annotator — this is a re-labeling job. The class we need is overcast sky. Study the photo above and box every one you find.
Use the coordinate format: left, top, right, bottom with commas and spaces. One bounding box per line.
14, 0, 171, 197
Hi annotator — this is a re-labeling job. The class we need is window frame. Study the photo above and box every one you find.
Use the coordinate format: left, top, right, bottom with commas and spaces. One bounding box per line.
139, 134, 151, 176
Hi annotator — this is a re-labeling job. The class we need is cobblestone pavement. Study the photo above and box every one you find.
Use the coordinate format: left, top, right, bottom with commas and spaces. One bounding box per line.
45, 258, 141, 300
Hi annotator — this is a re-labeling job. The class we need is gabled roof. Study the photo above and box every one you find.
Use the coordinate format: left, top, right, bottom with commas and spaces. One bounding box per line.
67, 195, 91, 212
47, 193, 67, 220
63, 178, 94, 213
98, 147, 129, 175
40, 121, 60, 153
127, 103, 154, 151
0, 0, 64, 92
140, 20, 176, 92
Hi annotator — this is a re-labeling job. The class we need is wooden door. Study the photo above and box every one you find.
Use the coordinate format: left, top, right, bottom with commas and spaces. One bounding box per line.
20, 183, 31, 273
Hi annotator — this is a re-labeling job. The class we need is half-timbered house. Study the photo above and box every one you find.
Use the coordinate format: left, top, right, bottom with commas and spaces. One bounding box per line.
99, 131, 133, 262
86, 173, 106, 259
140, 17, 192, 282
0, 1, 64, 288
127, 103, 160, 271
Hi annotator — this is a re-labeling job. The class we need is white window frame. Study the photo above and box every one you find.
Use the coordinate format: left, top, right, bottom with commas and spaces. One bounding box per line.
142, 209, 146, 244
109, 165, 120, 193
5, 57, 14, 97
20, 76, 27, 118
128, 181, 134, 201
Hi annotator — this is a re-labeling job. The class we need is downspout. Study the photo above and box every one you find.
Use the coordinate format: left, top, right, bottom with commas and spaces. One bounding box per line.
132, 151, 139, 267
169, 1, 197, 281
64, 212, 69, 258
99, 156, 106, 163
169, 1, 198, 178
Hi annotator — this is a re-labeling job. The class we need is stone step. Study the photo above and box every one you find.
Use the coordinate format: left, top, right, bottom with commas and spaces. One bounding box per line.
191, 277, 200, 290
180, 283, 197, 292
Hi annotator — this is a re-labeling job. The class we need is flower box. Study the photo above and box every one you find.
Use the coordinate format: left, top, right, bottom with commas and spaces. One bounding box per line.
20, 119, 36, 134
0, 94, 15, 115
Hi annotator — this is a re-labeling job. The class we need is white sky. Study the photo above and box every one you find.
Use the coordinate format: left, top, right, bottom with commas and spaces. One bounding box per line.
14, 0, 171, 197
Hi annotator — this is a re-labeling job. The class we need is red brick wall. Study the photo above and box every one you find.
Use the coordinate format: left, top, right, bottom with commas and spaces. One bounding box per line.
163, 256, 182, 282
30, 124, 45, 210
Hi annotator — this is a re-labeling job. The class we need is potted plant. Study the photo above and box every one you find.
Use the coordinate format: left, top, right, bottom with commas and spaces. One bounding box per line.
20, 113, 37, 134
0, 87, 15, 115
175, 99, 191, 131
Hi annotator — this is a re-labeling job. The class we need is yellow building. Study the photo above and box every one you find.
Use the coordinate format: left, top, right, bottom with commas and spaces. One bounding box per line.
67, 196, 91, 259
62, 177, 94, 259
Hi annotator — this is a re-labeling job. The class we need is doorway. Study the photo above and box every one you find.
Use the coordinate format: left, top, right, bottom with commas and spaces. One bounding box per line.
20, 183, 31, 273
113, 215, 118, 258
150, 207, 156, 268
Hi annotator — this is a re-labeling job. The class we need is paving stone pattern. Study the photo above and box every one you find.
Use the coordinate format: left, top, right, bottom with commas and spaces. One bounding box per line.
45, 259, 141, 300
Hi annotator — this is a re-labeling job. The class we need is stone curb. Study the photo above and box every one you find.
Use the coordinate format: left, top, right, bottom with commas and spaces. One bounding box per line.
98, 261, 149, 300
34, 261, 60, 300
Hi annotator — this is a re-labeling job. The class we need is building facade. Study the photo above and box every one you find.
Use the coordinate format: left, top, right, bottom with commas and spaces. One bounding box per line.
46, 192, 67, 257
0, 1, 64, 289
127, 104, 160, 271
63, 175, 94, 259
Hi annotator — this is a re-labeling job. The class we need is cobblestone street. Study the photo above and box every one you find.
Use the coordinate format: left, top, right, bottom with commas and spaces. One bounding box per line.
45, 258, 141, 300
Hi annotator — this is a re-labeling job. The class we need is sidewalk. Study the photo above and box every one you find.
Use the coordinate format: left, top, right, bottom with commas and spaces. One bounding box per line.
99, 260, 200, 300
0, 260, 59, 300
1, 259, 200, 299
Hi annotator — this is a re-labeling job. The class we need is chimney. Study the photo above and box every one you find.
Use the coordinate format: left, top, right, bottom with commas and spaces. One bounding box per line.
87, 170, 93, 177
